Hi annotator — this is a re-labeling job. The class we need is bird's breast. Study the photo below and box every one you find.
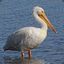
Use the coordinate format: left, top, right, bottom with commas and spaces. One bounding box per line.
26, 28, 47, 48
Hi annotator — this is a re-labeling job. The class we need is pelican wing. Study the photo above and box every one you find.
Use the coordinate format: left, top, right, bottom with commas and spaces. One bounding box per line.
4, 27, 46, 51
4, 28, 28, 51
3, 27, 36, 51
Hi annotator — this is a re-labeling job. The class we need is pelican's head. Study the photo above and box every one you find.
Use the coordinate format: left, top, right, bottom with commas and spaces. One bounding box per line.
33, 6, 57, 33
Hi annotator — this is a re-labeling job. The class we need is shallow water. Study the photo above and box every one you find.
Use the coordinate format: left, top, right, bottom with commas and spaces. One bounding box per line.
0, 0, 64, 64
0, 51, 49, 64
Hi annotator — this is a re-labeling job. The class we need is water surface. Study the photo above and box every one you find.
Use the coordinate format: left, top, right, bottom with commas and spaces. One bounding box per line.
0, 0, 64, 64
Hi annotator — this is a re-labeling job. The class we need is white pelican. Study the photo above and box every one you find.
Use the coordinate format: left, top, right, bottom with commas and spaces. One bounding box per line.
3, 6, 56, 59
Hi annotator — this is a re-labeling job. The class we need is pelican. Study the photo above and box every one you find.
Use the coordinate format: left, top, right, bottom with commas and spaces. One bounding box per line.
3, 6, 56, 59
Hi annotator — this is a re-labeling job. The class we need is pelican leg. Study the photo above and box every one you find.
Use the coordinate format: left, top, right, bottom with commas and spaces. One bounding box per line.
27, 49, 32, 59
21, 51, 24, 60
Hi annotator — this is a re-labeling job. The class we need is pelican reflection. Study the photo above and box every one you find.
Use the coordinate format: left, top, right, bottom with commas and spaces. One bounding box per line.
4, 57, 49, 64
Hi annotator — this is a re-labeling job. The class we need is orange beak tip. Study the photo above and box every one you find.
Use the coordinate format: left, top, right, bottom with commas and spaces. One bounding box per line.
54, 30, 57, 33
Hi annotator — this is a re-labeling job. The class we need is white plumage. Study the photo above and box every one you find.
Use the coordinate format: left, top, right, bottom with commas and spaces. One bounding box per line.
3, 6, 56, 59
4, 27, 47, 51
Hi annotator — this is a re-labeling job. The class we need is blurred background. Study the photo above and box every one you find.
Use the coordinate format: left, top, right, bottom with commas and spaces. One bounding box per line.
0, 0, 64, 64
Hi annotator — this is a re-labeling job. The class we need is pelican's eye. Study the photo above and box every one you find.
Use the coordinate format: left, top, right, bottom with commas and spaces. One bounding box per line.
41, 11, 44, 13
